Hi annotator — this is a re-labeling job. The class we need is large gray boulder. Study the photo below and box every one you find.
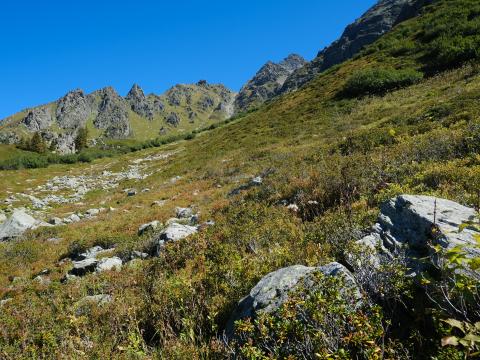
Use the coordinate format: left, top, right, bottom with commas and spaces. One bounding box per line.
356, 195, 479, 274
0, 210, 49, 240
153, 222, 198, 256
158, 223, 198, 243
227, 262, 358, 335
70, 258, 98, 276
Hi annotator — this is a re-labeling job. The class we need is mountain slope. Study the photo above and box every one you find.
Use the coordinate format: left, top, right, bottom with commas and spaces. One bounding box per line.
0, 0, 480, 358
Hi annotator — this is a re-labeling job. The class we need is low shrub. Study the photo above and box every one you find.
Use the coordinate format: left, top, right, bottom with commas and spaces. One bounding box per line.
341, 67, 423, 98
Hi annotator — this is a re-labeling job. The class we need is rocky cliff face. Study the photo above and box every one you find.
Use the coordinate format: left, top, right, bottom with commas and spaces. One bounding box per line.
234, 54, 306, 113
94, 87, 131, 138
280, 0, 428, 94
56, 89, 91, 130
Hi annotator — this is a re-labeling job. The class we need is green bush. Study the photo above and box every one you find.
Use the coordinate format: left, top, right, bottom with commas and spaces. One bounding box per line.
341, 67, 423, 97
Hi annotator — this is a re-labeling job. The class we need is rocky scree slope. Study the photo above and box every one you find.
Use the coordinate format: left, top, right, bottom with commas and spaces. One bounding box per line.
0, 81, 235, 153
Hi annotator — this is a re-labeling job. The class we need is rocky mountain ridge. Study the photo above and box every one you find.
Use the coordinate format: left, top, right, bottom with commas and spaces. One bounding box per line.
0, 81, 236, 153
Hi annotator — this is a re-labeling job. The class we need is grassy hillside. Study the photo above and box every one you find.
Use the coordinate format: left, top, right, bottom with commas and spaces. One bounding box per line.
0, 0, 479, 358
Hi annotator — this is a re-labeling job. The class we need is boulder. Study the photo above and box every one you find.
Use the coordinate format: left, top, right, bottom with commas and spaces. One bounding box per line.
69, 258, 98, 276
48, 217, 64, 226
68, 214, 81, 223
0, 210, 49, 240
153, 223, 198, 256
175, 207, 194, 219
158, 223, 198, 242
95, 257, 122, 272
355, 195, 479, 275
227, 262, 357, 336
85, 208, 100, 217
138, 220, 161, 236
75, 294, 112, 316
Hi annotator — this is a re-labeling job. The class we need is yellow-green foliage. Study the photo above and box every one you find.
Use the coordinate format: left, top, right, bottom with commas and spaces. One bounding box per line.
0, 0, 480, 358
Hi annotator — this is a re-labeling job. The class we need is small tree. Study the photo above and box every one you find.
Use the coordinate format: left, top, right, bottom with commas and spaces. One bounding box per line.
29, 132, 47, 153
75, 127, 88, 152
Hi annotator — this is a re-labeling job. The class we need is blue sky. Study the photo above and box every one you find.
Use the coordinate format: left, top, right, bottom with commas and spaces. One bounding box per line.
0, 0, 376, 119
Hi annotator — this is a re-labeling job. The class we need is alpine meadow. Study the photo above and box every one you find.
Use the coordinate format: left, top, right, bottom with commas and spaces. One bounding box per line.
1, 0, 480, 358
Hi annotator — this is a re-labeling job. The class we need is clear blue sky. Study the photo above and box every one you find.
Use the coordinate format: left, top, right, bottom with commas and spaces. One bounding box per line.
0, 0, 376, 119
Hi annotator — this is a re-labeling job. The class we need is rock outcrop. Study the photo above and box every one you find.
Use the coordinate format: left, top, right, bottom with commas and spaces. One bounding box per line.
234, 54, 306, 113
94, 87, 130, 138
126, 84, 155, 120
355, 195, 479, 275
56, 89, 91, 129
281, 0, 428, 94
23, 106, 54, 131
1, 81, 235, 143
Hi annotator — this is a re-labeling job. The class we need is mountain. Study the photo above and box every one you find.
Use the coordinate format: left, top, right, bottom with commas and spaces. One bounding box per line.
0, 81, 235, 153
280, 0, 429, 94
1, 0, 480, 358
233, 0, 429, 113
233, 54, 306, 113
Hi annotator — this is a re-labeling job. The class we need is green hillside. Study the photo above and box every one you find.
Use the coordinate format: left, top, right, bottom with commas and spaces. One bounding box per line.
0, 0, 479, 358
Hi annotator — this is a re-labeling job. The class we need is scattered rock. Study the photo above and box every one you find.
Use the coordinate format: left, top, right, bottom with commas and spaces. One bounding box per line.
176, 207, 194, 219
68, 214, 81, 223
152, 200, 167, 207
75, 294, 112, 316
48, 217, 64, 226
95, 257, 122, 273
85, 208, 100, 217
69, 258, 99, 276
138, 220, 161, 236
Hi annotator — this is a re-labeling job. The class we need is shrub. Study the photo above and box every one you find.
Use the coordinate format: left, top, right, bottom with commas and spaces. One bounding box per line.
341, 67, 423, 97
234, 272, 387, 359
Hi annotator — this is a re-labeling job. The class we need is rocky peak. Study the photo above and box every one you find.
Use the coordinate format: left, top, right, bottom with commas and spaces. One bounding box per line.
126, 84, 145, 102
126, 84, 155, 120
279, 54, 307, 73
234, 54, 306, 113
56, 89, 91, 130
94, 87, 130, 138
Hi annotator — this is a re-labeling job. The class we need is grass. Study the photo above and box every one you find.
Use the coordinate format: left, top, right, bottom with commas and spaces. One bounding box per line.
0, 0, 479, 358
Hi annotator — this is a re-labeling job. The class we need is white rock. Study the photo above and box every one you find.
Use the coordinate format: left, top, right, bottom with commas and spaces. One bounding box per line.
0, 210, 49, 240
96, 257, 122, 272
